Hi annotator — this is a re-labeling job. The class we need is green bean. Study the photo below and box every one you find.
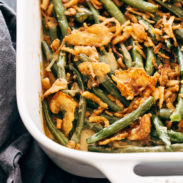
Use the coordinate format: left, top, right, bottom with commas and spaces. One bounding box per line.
57, 51, 66, 79
170, 84, 183, 122
42, 41, 65, 78
101, 76, 129, 107
100, 0, 126, 24
88, 144, 183, 153
158, 108, 173, 120
75, 12, 88, 23
72, 96, 86, 143
53, 0, 69, 37
151, 129, 159, 138
92, 87, 122, 112
69, 65, 83, 89
79, 7, 93, 19
168, 130, 183, 143
49, 24, 58, 42
75, 8, 93, 23
131, 38, 144, 68
78, 57, 127, 106
69, 65, 86, 143
170, 48, 183, 122
53, 63, 61, 78
41, 41, 58, 76
42, 100, 68, 146
154, 0, 183, 18
84, 121, 103, 132
175, 28, 183, 42
42, 41, 53, 61
137, 17, 156, 41
177, 44, 183, 78
153, 116, 171, 150
42, 18, 49, 36
87, 96, 154, 144
165, 39, 172, 49
145, 47, 155, 76
119, 43, 132, 69
122, 139, 162, 146
101, 114, 120, 124
121, 0, 158, 13
86, 0, 100, 24
155, 129, 183, 143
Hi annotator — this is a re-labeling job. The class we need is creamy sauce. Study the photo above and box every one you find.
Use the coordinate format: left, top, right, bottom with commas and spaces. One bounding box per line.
80, 129, 95, 151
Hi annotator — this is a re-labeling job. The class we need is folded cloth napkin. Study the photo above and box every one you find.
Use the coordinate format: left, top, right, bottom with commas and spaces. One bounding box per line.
0, 2, 48, 183
0, 2, 108, 183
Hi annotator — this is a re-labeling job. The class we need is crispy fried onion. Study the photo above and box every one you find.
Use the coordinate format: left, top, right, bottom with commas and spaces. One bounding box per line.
65, 8, 77, 16
67, 140, 80, 150
55, 118, 62, 129
78, 62, 110, 82
112, 23, 149, 45
91, 107, 104, 116
162, 16, 178, 47
152, 86, 165, 109
112, 68, 159, 100
42, 13, 58, 29
178, 120, 183, 132
82, 91, 108, 109
59, 18, 121, 48
43, 78, 67, 98
49, 91, 77, 136
90, 0, 102, 9
126, 7, 155, 23
42, 77, 51, 90
41, 0, 50, 10
47, 3, 54, 16
98, 131, 128, 145
89, 116, 109, 127
122, 97, 146, 115
61, 46, 99, 62
128, 113, 152, 140
64, 0, 79, 8
51, 39, 61, 52
152, 63, 180, 109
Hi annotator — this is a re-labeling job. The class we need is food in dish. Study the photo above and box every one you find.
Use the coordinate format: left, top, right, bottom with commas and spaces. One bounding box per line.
40, 0, 183, 152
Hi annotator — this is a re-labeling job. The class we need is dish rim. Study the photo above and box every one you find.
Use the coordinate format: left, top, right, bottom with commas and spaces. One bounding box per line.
16, 0, 183, 164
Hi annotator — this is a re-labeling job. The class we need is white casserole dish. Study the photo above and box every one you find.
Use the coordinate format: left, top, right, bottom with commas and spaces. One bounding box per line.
17, 0, 183, 182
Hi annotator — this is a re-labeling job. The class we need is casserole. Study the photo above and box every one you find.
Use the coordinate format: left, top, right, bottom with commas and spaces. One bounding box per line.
17, 0, 183, 182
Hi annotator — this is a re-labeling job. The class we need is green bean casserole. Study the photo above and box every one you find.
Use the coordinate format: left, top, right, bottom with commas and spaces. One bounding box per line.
40, 0, 183, 152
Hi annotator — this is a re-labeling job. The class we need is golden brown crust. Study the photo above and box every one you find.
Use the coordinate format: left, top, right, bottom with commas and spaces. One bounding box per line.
112, 68, 158, 100
49, 92, 77, 136
128, 113, 152, 140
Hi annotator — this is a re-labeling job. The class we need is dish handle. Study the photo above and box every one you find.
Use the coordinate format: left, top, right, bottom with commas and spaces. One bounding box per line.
92, 160, 183, 183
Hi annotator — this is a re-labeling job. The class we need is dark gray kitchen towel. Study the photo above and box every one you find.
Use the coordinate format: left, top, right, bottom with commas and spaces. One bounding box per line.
0, 2, 108, 183
0, 2, 48, 183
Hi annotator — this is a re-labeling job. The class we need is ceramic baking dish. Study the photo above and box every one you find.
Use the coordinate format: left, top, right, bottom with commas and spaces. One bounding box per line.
16, 0, 183, 182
